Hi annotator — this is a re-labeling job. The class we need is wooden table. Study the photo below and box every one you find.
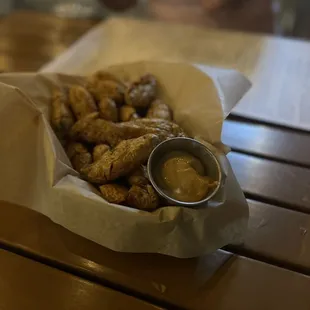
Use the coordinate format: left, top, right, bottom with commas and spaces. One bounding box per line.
0, 248, 163, 310
1, 10, 310, 310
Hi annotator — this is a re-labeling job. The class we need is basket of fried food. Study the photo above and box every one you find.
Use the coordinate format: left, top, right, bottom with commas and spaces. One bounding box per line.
0, 61, 251, 257
51, 71, 189, 211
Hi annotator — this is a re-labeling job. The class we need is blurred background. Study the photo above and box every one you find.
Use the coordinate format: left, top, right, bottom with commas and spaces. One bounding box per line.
0, 0, 308, 71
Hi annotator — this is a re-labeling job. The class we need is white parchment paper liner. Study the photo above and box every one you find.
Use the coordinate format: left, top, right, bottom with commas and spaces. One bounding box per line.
0, 61, 250, 258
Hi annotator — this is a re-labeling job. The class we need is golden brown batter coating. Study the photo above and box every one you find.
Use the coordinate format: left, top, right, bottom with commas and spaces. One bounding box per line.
93, 144, 110, 162
66, 142, 92, 173
127, 184, 159, 211
119, 105, 139, 122
99, 184, 128, 204
98, 97, 118, 122
70, 113, 139, 146
125, 74, 157, 108
87, 79, 125, 105
51, 88, 75, 139
129, 118, 186, 138
90, 70, 124, 85
127, 166, 149, 186
70, 114, 176, 146
68, 85, 97, 120
81, 134, 161, 184
146, 99, 172, 121
51, 72, 195, 211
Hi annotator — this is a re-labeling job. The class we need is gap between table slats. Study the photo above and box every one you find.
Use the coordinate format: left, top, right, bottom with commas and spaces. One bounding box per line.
0, 199, 310, 307
0, 248, 165, 310
223, 119, 310, 168
2, 239, 310, 310
228, 151, 310, 213
225, 199, 310, 274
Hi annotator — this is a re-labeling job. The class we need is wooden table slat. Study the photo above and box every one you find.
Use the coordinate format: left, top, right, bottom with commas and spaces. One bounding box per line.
1, 201, 310, 309
228, 152, 310, 212
0, 248, 162, 310
2, 198, 310, 277
1, 10, 310, 310
3, 243, 310, 310
223, 119, 310, 167
228, 199, 310, 272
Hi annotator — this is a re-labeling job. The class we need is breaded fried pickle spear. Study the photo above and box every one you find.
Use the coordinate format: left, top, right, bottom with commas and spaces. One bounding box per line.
87, 79, 125, 105
66, 142, 92, 173
99, 184, 128, 204
146, 99, 172, 121
70, 114, 185, 146
93, 144, 110, 161
127, 166, 149, 186
81, 134, 160, 184
51, 88, 75, 139
119, 105, 139, 122
68, 85, 97, 119
130, 118, 186, 137
98, 97, 118, 122
127, 184, 159, 211
125, 74, 157, 108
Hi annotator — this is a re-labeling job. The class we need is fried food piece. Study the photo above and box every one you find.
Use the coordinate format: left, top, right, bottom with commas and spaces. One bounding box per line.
68, 85, 97, 119
130, 118, 187, 138
127, 184, 159, 211
125, 74, 157, 108
51, 88, 75, 139
70, 113, 169, 146
87, 79, 125, 105
127, 166, 149, 186
93, 144, 110, 161
99, 184, 128, 204
90, 70, 124, 84
146, 99, 172, 121
81, 134, 161, 184
70, 113, 141, 146
66, 142, 92, 172
98, 97, 118, 122
119, 105, 139, 122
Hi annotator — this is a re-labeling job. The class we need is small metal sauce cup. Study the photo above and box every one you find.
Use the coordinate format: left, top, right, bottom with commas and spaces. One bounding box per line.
147, 137, 224, 207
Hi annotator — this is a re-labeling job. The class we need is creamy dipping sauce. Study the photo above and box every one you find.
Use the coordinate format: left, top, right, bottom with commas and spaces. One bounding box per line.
160, 152, 218, 202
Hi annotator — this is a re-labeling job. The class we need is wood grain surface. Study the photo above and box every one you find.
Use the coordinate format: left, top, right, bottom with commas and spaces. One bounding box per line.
1, 198, 310, 276
0, 248, 163, 310
223, 119, 310, 168
227, 199, 310, 272
2, 233, 310, 310
1, 200, 310, 309
228, 152, 310, 212
1, 9, 310, 310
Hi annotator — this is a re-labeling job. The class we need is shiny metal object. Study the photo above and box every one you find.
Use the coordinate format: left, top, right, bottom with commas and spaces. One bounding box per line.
147, 137, 224, 208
